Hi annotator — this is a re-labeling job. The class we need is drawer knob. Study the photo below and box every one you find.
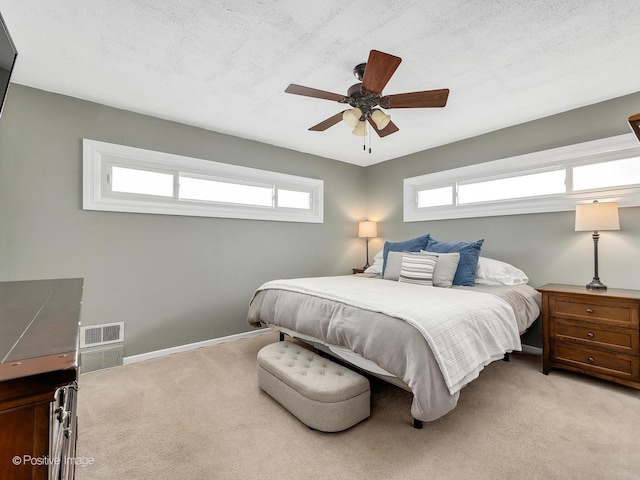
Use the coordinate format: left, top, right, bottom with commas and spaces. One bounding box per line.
588, 356, 595, 363
586, 308, 594, 314
587, 332, 594, 338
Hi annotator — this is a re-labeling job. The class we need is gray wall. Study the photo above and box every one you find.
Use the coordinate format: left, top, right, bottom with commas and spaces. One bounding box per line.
365, 91, 640, 346
0, 85, 365, 356
2, 84, 639, 354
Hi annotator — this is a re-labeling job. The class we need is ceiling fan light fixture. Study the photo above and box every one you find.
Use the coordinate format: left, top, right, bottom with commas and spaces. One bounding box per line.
352, 120, 368, 136
342, 108, 362, 127
371, 109, 391, 130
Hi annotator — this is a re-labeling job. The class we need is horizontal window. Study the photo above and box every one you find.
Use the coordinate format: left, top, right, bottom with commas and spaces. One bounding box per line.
178, 176, 273, 207
417, 186, 453, 208
111, 166, 174, 197
573, 156, 640, 191
457, 169, 566, 205
277, 189, 311, 209
404, 133, 640, 222
83, 139, 323, 223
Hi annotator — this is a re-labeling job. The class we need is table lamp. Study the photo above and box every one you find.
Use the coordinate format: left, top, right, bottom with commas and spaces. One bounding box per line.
358, 220, 378, 269
575, 200, 620, 289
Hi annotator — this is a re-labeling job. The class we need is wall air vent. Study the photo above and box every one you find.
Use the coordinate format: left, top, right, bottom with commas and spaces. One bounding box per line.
80, 322, 124, 348
79, 322, 125, 372
80, 344, 124, 373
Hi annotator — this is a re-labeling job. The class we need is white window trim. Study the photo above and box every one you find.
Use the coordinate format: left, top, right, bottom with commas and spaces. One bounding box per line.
404, 133, 640, 222
83, 139, 324, 223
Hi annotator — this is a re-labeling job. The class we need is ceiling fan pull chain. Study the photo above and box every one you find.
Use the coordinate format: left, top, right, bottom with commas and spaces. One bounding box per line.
368, 123, 372, 154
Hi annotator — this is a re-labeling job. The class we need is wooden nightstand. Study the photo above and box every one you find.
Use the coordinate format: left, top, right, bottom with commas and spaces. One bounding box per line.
352, 268, 365, 274
538, 283, 640, 389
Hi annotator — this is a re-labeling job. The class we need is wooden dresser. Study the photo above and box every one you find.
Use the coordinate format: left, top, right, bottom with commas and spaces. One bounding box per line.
0, 278, 83, 480
539, 283, 640, 389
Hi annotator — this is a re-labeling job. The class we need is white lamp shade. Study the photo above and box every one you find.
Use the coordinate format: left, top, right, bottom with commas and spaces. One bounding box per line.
342, 108, 362, 127
575, 201, 620, 231
352, 121, 368, 136
371, 109, 391, 130
358, 221, 378, 238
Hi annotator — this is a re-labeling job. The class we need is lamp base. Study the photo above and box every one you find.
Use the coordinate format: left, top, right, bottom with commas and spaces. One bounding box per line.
586, 278, 607, 290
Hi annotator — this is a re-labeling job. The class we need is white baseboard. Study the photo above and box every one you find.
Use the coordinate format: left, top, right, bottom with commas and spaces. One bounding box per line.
123, 328, 273, 365
521, 344, 543, 355
122, 328, 542, 365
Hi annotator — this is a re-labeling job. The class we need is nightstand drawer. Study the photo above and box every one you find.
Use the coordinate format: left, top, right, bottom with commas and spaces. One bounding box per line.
550, 296, 638, 328
552, 319, 639, 356
553, 343, 638, 380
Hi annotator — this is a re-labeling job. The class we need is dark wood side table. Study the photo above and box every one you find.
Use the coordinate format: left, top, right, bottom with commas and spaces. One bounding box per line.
352, 268, 366, 274
538, 283, 640, 389
0, 278, 83, 480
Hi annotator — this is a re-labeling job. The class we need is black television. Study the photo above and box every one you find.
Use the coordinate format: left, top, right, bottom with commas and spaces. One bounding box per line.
0, 11, 17, 120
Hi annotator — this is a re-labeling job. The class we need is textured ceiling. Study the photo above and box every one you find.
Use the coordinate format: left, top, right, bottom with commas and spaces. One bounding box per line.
2, 0, 640, 166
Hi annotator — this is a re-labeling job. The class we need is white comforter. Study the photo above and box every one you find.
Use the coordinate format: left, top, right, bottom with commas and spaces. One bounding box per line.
253, 275, 521, 396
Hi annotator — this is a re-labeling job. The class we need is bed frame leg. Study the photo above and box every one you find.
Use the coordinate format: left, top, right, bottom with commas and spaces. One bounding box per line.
503, 353, 510, 362
279, 332, 285, 342
413, 418, 423, 429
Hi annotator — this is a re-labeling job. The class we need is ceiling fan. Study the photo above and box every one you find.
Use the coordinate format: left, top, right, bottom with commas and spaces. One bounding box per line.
285, 49, 449, 139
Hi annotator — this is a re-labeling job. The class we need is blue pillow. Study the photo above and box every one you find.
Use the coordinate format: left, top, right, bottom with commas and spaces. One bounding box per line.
382, 234, 431, 275
424, 238, 484, 286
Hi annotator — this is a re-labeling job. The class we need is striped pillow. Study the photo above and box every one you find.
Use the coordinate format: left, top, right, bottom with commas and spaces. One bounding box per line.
398, 252, 438, 286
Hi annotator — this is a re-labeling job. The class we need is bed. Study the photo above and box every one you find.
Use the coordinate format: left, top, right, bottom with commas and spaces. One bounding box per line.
247, 245, 541, 427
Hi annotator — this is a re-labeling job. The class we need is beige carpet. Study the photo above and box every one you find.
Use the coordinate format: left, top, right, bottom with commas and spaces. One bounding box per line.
75, 332, 639, 480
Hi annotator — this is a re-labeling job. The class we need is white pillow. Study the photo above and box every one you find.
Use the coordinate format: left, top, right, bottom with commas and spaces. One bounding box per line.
364, 250, 384, 274
475, 257, 529, 286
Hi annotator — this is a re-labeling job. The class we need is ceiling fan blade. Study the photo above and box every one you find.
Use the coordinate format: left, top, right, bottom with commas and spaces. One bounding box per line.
360, 50, 402, 95
629, 113, 640, 142
367, 117, 399, 138
285, 84, 347, 102
380, 88, 449, 109
309, 111, 346, 131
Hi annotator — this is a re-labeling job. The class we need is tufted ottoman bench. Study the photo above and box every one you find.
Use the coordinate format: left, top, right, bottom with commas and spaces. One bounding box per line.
257, 341, 370, 432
